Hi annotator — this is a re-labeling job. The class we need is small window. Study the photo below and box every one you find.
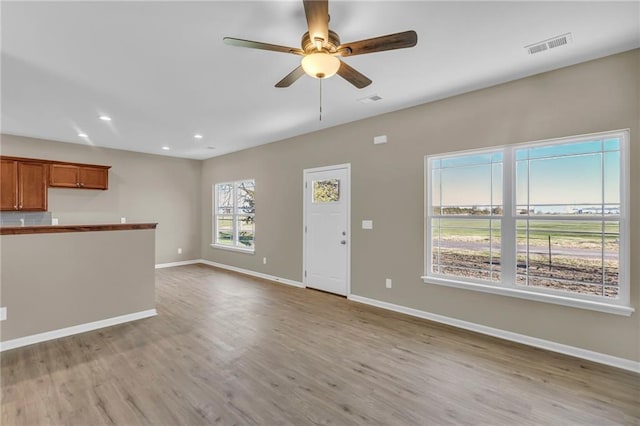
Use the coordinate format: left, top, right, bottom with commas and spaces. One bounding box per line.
213, 180, 255, 251
425, 130, 631, 314
313, 179, 340, 203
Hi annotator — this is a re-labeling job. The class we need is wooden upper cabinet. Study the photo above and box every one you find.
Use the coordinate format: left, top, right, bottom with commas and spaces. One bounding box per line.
49, 163, 109, 190
79, 166, 109, 189
1, 156, 110, 211
49, 164, 79, 188
1, 159, 19, 211
18, 162, 48, 211
0, 159, 47, 211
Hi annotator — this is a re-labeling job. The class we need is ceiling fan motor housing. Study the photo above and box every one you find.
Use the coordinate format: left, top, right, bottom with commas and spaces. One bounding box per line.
302, 30, 341, 54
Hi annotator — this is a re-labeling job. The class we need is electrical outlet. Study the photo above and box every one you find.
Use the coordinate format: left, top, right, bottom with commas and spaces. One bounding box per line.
178, 248, 182, 254
385, 278, 392, 289
0, 307, 6, 321
120, 217, 127, 224
263, 257, 267, 264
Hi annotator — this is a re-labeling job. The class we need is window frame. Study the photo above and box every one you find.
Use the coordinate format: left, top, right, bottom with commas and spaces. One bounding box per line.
211, 179, 255, 253
423, 130, 633, 316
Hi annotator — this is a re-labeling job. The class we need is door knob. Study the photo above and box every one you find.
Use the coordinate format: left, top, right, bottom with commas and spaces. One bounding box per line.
340, 240, 346, 245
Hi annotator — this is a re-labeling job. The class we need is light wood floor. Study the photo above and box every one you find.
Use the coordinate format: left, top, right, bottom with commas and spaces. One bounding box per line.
2, 264, 639, 425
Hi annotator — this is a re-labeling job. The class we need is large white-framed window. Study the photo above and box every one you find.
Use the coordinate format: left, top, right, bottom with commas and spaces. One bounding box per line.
424, 130, 632, 316
212, 179, 255, 252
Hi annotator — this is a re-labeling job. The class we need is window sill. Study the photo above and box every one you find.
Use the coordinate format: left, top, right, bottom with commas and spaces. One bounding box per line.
421, 276, 634, 317
210, 244, 255, 254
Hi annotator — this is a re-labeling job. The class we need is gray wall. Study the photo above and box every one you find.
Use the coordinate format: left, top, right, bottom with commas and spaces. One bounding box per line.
1, 229, 156, 340
0, 135, 202, 264
201, 49, 640, 362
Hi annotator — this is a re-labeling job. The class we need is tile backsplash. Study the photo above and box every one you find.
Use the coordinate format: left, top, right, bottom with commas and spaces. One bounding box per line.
0, 211, 52, 226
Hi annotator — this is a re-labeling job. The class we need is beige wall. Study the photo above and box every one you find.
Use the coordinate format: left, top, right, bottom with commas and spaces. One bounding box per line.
0, 135, 202, 264
1, 229, 156, 341
201, 49, 640, 362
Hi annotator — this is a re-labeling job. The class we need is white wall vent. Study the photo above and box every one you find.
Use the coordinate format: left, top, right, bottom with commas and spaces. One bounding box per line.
526, 33, 573, 55
358, 94, 383, 104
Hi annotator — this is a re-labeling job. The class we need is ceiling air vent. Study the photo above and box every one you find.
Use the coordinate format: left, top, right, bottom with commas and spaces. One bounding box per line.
358, 94, 383, 104
527, 43, 548, 55
525, 33, 573, 55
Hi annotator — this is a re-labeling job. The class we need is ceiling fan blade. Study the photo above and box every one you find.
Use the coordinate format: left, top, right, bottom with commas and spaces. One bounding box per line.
337, 30, 418, 57
223, 37, 304, 55
337, 61, 372, 89
275, 65, 306, 88
303, 0, 329, 46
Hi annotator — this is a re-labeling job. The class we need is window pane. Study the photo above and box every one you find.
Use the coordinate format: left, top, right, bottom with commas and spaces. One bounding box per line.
435, 151, 502, 216
431, 168, 441, 213
516, 220, 619, 298
440, 153, 500, 168
604, 151, 620, 206
431, 218, 501, 282
515, 160, 528, 212
441, 164, 491, 210
515, 139, 619, 216
604, 222, 620, 297
237, 215, 255, 248
216, 216, 234, 245
237, 180, 255, 214
519, 140, 602, 160
217, 183, 233, 214
313, 179, 340, 203
528, 153, 602, 210
492, 162, 503, 209
603, 138, 620, 151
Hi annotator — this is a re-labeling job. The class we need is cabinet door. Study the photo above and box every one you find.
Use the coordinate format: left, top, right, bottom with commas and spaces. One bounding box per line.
49, 164, 79, 188
18, 162, 48, 211
1, 159, 18, 211
79, 167, 108, 189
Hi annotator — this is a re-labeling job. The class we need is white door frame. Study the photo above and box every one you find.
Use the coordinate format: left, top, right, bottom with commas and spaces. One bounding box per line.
302, 163, 351, 296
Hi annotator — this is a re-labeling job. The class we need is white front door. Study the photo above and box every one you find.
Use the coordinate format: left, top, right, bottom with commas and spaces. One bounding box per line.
303, 164, 350, 296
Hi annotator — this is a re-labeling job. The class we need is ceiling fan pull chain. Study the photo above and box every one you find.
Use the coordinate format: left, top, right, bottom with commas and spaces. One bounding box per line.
319, 78, 323, 121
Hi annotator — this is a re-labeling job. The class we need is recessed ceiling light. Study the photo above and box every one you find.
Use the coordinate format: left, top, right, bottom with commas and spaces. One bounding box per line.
78, 133, 88, 138
98, 115, 112, 121
194, 134, 203, 139
161, 146, 170, 150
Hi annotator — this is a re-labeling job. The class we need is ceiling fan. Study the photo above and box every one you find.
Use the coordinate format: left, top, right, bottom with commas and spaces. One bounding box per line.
223, 0, 417, 89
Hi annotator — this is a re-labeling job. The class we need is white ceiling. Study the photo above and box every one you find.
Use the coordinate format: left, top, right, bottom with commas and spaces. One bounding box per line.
2, 1, 639, 160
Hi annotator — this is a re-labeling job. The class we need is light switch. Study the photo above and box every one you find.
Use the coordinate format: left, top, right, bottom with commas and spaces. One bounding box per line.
362, 220, 373, 230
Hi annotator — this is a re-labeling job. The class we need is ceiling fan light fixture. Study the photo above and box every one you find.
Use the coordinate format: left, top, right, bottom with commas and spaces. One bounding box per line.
301, 53, 340, 79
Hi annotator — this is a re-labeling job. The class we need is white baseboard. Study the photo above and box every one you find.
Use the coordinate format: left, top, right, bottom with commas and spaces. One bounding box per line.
198, 259, 305, 288
0, 309, 157, 352
348, 294, 640, 374
155, 260, 200, 269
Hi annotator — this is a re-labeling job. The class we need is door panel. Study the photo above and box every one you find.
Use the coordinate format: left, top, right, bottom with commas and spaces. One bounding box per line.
49, 164, 79, 188
79, 167, 108, 189
304, 166, 349, 296
1, 159, 18, 211
18, 162, 47, 211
